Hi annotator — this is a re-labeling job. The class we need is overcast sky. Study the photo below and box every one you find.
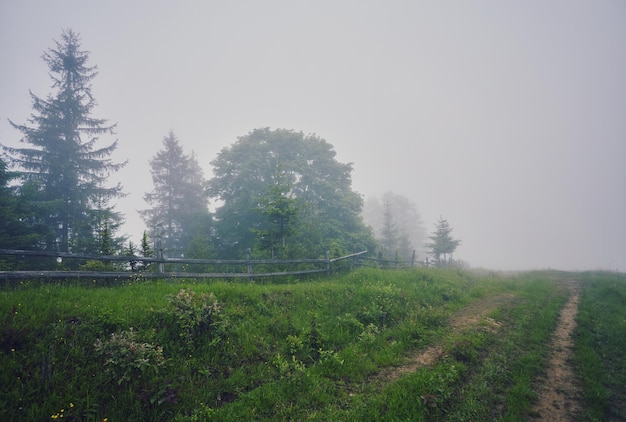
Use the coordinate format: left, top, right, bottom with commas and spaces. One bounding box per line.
2, 1, 625, 271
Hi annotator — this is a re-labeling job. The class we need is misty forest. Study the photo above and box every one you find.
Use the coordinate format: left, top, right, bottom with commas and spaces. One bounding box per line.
2, 29, 625, 422
0, 29, 462, 270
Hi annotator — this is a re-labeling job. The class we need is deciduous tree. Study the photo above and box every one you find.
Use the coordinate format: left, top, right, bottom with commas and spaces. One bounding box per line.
207, 128, 375, 259
253, 175, 300, 258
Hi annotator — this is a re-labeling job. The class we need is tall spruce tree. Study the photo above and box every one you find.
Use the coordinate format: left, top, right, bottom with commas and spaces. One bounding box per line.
2, 29, 126, 253
141, 131, 208, 256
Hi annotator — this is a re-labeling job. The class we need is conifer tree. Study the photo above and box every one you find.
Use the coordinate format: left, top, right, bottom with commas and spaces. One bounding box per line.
140, 231, 154, 272
380, 199, 398, 257
0, 159, 47, 252
141, 131, 208, 255
362, 191, 426, 263
2, 29, 126, 253
427, 216, 461, 266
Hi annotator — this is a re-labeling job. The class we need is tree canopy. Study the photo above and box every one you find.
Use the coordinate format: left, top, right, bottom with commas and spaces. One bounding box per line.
207, 128, 375, 259
0, 30, 473, 273
2, 29, 125, 253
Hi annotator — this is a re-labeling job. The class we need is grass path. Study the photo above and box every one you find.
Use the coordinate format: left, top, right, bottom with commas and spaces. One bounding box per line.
530, 281, 583, 421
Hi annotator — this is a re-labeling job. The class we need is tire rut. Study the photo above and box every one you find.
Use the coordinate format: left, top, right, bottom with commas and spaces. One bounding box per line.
371, 292, 518, 385
530, 282, 583, 421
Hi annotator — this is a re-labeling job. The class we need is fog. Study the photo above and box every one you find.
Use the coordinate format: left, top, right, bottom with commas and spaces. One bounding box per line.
2, 1, 625, 271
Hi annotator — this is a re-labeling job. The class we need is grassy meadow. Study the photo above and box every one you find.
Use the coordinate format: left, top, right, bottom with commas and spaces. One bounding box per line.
1, 268, 624, 421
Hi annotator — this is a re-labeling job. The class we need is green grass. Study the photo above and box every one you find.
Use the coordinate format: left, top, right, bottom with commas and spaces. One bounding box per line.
1, 269, 624, 421
345, 273, 568, 422
573, 272, 626, 421
447, 275, 568, 421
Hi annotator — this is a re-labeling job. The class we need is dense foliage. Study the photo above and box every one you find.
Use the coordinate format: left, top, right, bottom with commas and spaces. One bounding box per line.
1, 29, 125, 254
207, 128, 376, 259
0, 159, 45, 253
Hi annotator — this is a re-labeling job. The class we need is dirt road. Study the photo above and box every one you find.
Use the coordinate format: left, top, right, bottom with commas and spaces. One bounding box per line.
367, 284, 585, 421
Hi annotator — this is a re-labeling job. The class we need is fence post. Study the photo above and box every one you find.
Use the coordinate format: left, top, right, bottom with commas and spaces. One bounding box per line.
157, 240, 164, 275
325, 250, 331, 276
247, 248, 252, 282
411, 250, 416, 267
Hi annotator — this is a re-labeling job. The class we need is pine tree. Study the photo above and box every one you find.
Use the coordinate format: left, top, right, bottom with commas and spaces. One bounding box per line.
141, 131, 208, 256
362, 192, 425, 263
140, 231, 154, 272
0, 158, 47, 252
427, 216, 461, 267
140, 231, 153, 258
380, 199, 398, 257
125, 240, 138, 272
2, 29, 126, 253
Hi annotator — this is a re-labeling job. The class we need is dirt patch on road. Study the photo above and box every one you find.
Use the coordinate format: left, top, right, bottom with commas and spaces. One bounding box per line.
372, 293, 518, 384
530, 282, 583, 421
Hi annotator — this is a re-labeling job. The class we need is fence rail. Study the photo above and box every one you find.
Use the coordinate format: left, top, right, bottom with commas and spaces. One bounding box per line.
0, 248, 368, 281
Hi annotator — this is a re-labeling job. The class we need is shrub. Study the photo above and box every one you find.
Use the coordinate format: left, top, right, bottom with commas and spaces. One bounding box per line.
94, 328, 166, 385
167, 289, 227, 351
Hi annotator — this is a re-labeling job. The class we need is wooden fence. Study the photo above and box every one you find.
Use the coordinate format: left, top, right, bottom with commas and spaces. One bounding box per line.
0, 248, 368, 281
357, 250, 428, 269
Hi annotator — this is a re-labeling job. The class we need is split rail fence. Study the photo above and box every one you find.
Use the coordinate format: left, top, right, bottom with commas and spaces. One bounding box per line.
0, 248, 368, 282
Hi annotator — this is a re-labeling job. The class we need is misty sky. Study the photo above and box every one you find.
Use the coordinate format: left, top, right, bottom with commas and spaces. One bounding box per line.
1, 1, 625, 271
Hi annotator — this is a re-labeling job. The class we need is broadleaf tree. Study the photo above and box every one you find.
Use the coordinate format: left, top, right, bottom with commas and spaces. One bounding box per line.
427, 216, 461, 267
207, 128, 376, 259
1, 29, 126, 254
141, 131, 209, 256
252, 173, 300, 258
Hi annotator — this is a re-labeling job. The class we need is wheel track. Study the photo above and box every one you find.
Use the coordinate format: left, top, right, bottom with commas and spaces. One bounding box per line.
371, 292, 518, 385
530, 281, 583, 421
